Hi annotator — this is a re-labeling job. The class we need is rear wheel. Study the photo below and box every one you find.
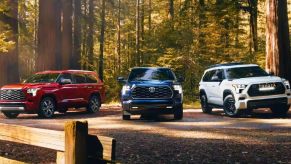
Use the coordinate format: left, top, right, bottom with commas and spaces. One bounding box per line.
200, 94, 212, 114
38, 97, 56, 118
2, 112, 19, 119
223, 95, 240, 117
271, 104, 290, 117
174, 105, 183, 120
87, 95, 100, 113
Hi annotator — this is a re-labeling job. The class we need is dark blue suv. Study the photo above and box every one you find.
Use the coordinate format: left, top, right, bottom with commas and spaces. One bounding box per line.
118, 67, 183, 120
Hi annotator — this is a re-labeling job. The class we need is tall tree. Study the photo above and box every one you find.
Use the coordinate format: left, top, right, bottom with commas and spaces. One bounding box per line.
117, 0, 121, 73
71, 0, 81, 69
99, 0, 105, 81
37, 0, 61, 71
168, 0, 174, 21
266, 0, 291, 81
135, 0, 140, 66
61, 0, 73, 69
0, 0, 19, 86
87, 0, 94, 70
248, 0, 258, 53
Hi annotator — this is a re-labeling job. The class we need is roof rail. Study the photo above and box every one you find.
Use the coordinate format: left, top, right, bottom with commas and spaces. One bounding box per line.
208, 62, 244, 69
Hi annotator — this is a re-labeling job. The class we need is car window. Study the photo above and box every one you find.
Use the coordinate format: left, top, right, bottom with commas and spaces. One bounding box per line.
86, 74, 98, 83
25, 73, 60, 83
57, 73, 72, 83
128, 68, 176, 81
74, 74, 86, 84
212, 69, 225, 80
202, 70, 216, 82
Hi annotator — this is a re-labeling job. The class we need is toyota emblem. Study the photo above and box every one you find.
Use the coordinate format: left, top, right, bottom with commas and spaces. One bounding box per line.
149, 87, 155, 93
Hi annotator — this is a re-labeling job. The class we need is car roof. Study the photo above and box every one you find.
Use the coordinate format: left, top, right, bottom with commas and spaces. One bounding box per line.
206, 64, 259, 71
36, 70, 96, 74
131, 67, 171, 70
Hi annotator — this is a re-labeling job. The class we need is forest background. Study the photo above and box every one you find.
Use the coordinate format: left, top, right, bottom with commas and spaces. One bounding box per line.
0, 0, 291, 103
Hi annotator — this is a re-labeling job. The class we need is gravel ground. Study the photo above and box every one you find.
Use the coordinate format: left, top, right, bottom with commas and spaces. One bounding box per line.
0, 106, 291, 163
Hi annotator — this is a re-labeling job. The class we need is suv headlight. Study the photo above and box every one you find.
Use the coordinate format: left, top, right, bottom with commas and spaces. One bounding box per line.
232, 84, 247, 93
173, 85, 183, 94
27, 88, 39, 96
121, 85, 131, 95
283, 79, 290, 90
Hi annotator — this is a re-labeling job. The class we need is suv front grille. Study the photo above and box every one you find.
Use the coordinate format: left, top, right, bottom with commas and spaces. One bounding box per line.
0, 89, 25, 100
131, 86, 173, 99
247, 82, 285, 97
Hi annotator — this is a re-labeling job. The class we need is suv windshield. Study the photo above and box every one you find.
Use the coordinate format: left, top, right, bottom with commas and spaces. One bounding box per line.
25, 73, 60, 83
128, 68, 176, 81
226, 66, 269, 79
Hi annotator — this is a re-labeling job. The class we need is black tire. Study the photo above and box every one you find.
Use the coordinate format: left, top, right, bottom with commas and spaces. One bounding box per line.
38, 97, 56, 118
87, 95, 100, 113
122, 114, 131, 120
223, 95, 240, 117
174, 105, 183, 120
271, 104, 290, 117
2, 112, 19, 119
200, 94, 212, 114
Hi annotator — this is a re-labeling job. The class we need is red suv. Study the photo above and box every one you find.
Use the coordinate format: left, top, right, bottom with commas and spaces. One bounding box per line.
0, 70, 105, 118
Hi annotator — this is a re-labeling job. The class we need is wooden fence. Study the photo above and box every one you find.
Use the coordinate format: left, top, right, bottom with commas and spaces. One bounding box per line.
0, 121, 116, 164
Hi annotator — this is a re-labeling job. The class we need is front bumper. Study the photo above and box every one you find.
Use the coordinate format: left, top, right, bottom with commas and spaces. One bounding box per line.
0, 100, 39, 113
121, 99, 182, 115
235, 94, 291, 110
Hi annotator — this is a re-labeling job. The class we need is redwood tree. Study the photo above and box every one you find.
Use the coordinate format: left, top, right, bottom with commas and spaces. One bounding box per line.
37, 0, 61, 71
0, 0, 19, 86
266, 0, 291, 81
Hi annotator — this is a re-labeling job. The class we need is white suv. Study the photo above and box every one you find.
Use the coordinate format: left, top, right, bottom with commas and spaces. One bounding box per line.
199, 63, 291, 117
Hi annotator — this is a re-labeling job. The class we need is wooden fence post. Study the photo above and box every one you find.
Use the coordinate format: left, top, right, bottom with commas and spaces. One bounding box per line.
65, 121, 88, 164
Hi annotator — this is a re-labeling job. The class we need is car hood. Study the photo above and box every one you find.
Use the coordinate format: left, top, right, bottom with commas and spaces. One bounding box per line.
230, 76, 283, 84
126, 80, 177, 86
1, 83, 57, 90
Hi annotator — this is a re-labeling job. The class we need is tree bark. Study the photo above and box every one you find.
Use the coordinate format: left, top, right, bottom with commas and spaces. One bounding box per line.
61, 0, 73, 70
99, 0, 105, 81
0, 0, 19, 86
87, 0, 94, 71
266, 0, 291, 81
248, 0, 258, 52
136, 0, 140, 66
71, 0, 81, 69
168, 0, 174, 21
37, 0, 61, 71
117, 0, 121, 73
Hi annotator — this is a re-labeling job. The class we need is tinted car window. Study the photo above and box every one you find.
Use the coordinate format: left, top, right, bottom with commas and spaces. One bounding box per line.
226, 66, 268, 79
202, 70, 216, 82
74, 74, 86, 83
211, 69, 225, 81
86, 74, 98, 83
128, 68, 175, 81
25, 73, 60, 83
57, 73, 72, 83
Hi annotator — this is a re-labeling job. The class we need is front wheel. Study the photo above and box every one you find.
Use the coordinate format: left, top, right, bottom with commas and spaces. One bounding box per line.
174, 105, 183, 120
271, 104, 290, 117
223, 95, 240, 117
2, 112, 19, 119
200, 94, 212, 114
87, 95, 101, 113
38, 97, 56, 118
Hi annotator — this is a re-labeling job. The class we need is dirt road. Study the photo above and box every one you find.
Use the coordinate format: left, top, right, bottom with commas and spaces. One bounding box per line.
0, 106, 291, 163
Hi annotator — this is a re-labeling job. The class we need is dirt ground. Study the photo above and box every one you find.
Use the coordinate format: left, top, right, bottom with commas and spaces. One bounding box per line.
0, 106, 291, 163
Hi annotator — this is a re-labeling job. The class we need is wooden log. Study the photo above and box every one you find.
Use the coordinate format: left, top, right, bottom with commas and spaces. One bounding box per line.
56, 151, 65, 164
64, 121, 88, 164
0, 123, 64, 151
0, 157, 27, 164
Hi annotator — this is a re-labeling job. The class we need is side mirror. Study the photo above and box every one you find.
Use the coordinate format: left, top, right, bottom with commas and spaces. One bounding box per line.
60, 79, 72, 85
177, 77, 185, 83
117, 77, 126, 84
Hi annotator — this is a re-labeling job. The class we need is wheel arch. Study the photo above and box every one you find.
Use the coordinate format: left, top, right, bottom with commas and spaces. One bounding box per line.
223, 89, 234, 100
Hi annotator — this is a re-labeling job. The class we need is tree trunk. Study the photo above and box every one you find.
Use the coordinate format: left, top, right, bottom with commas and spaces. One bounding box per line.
72, 0, 81, 69
248, 0, 258, 53
37, 0, 62, 71
266, 0, 291, 81
99, 0, 105, 81
61, 0, 73, 69
87, 0, 94, 71
168, 0, 174, 21
136, 0, 140, 66
0, 0, 19, 86
148, 0, 152, 33
117, 0, 121, 73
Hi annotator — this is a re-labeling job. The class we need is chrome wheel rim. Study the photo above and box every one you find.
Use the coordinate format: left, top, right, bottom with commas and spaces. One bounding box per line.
90, 97, 100, 112
41, 99, 54, 117
225, 98, 236, 115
